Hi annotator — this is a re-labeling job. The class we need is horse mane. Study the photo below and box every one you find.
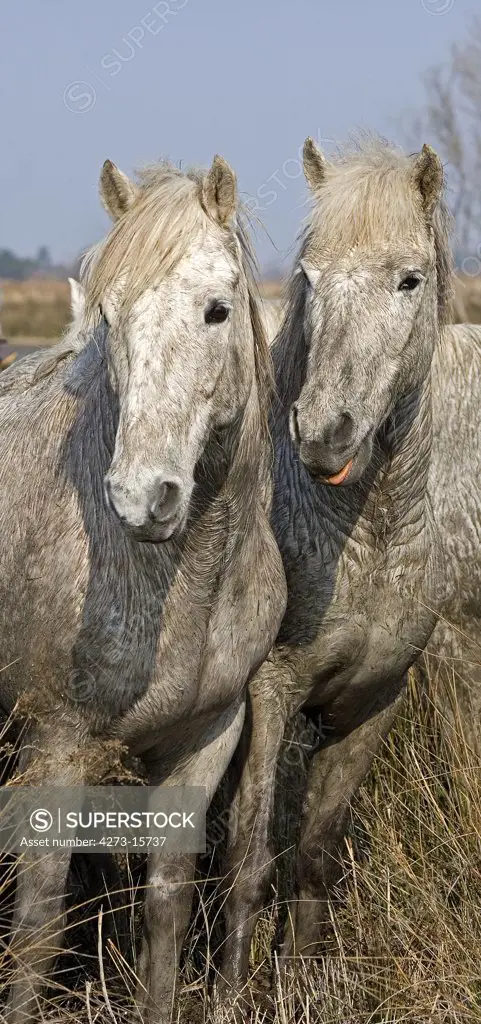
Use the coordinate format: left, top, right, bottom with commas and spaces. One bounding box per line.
237, 217, 272, 444
300, 134, 454, 328
271, 265, 307, 412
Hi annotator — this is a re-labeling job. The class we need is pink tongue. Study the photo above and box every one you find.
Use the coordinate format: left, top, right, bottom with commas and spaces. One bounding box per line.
325, 459, 353, 485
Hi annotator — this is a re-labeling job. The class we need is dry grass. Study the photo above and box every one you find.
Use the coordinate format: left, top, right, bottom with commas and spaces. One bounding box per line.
445, 274, 481, 325
1, 669, 481, 1023
324, 671, 481, 1023
0, 278, 70, 340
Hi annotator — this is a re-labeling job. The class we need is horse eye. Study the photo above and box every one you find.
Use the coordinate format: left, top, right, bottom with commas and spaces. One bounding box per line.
205, 301, 230, 325
398, 275, 421, 292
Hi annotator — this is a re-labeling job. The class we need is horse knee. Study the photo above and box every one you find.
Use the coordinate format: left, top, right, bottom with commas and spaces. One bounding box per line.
296, 830, 341, 896
143, 869, 193, 940
13, 854, 68, 931
229, 838, 273, 894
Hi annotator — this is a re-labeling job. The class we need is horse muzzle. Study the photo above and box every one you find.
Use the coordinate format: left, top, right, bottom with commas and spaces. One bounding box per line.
104, 472, 191, 542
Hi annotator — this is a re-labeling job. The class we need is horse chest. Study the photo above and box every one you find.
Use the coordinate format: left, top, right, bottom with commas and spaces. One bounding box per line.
278, 523, 437, 718
118, 523, 285, 754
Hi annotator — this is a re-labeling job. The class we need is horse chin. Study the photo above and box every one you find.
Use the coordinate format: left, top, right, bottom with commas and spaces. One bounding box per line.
309, 434, 374, 488
331, 440, 371, 486
119, 512, 187, 544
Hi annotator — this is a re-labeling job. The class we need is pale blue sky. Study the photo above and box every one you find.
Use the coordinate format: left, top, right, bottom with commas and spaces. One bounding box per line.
0, 0, 476, 269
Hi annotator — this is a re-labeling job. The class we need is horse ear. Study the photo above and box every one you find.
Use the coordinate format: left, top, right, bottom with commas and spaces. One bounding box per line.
412, 144, 444, 219
202, 155, 237, 226
68, 278, 85, 321
100, 160, 139, 221
303, 137, 329, 191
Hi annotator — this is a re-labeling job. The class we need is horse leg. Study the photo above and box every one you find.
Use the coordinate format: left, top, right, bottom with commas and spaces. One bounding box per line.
135, 696, 246, 1024
281, 687, 405, 960
216, 660, 288, 1005
7, 725, 85, 1024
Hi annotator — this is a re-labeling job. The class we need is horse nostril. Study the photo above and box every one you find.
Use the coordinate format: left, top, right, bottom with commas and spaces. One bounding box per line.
150, 477, 182, 523
156, 482, 168, 507
323, 412, 355, 450
290, 404, 301, 445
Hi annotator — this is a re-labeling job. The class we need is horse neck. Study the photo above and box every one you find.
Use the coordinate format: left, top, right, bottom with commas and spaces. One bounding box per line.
202, 374, 271, 534
201, 285, 273, 530
271, 318, 435, 554
374, 375, 433, 546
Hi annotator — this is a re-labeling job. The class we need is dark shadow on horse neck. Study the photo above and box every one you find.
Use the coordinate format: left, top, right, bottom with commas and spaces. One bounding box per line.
270, 289, 433, 648
57, 327, 246, 727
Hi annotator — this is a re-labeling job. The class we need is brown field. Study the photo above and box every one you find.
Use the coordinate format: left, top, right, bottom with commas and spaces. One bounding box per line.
453, 273, 481, 323
0, 278, 71, 340
259, 278, 284, 300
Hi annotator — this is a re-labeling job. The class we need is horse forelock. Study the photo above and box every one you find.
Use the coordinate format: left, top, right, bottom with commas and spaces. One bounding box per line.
301, 134, 454, 328
82, 164, 210, 321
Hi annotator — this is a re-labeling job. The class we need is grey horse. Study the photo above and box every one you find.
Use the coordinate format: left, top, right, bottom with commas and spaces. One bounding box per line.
217, 136, 455, 1004
0, 155, 286, 1022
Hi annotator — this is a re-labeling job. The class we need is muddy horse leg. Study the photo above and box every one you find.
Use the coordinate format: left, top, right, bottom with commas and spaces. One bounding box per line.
7, 724, 85, 1024
216, 661, 289, 1006
281, 687, 405, 960
135, 697, 245, 1024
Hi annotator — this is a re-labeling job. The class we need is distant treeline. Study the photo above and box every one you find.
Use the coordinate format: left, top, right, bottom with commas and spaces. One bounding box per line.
0, 246, 76, 282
